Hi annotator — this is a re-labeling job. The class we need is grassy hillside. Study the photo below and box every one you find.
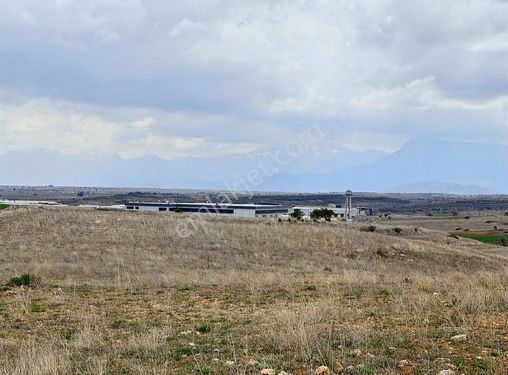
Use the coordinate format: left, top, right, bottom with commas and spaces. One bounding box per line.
0, 207, 507, 374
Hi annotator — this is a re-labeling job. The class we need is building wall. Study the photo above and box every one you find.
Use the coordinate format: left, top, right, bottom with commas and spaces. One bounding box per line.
125, 203, 288, 218
126, 205, 159, 212
234, 208, 256, 217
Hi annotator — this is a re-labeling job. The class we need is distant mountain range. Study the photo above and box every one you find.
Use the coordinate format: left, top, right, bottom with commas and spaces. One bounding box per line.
0, 138, 506, 194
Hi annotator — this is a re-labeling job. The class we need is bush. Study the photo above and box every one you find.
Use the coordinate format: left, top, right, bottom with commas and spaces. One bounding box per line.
196, 323, 212, 333
290, 208, 304, 221
28, 302, 42, 313
7, 273, 35, 287
112, 319, 125, 329
393, 227, 403, 234
360, 225, 377, 232
62, 329, 76, 340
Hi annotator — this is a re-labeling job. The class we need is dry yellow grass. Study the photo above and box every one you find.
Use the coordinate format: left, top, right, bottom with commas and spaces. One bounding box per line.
0, 206, 507, 374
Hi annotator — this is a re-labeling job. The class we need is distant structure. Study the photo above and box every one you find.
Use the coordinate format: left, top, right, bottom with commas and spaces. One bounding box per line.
124, 190, 371, 220
289, 190, 373, 220
125, 201, 289, 218
345, 189, 353, 220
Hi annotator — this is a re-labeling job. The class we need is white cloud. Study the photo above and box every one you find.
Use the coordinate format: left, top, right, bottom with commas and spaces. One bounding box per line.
0, 92, 260, 159
468, 32, 508, 52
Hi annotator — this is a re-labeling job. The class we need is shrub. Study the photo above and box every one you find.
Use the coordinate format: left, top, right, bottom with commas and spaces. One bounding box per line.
360, 225, 376, 232
290, 208, 304, 221
62, 329, 76, 340
7, 273, 35, 287
28, 302, 42, 313
112, 319, 125, 329
196, 323, 212, 333
472, 358, 492, 370
393, 227, 403, 234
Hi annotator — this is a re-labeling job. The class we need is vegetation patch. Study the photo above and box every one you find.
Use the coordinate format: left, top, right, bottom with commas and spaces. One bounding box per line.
62, 328, 77, 340
28, 302, 42, 313
0, 204, 9, 210
454, 230, 508, 246
7, 273, 36, 287
195, 322, 212, 334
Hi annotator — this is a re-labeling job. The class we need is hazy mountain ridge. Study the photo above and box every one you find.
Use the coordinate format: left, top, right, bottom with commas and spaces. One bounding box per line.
259, 139, 508, 193
1, 139, 506, 193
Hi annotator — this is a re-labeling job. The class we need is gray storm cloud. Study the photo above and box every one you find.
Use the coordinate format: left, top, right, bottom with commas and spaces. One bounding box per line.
0, 0, 507, 157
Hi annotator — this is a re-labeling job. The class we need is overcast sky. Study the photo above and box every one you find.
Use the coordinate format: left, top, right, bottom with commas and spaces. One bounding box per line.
1, 0, 507, 159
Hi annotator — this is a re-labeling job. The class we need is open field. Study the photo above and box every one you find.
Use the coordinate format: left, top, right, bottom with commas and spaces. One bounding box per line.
454, 231, 508, 247
1, 207, 507, 374
2, 185, 508, 214
375, 214, 508, 233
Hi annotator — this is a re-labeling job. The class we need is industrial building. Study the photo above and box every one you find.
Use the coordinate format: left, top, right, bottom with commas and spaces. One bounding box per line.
289, 190, 373, 220
288, 205, 372, 220
125, 201, 289, 218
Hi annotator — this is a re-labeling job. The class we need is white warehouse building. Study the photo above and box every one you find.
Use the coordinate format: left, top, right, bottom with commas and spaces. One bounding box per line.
125, 201, 290, 218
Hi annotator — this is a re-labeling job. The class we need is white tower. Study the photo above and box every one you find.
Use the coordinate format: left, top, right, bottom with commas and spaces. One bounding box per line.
345, 189, 353, 220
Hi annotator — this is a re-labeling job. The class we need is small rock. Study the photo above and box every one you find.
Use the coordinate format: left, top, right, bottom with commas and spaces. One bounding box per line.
334, 361, 344, 373
260, 369, 276, 375
313, 365, 331, 375
187, 342, 196, 347
248, 359, 260, 367
351, 348, 362, 357
278, 372, 289, 375
225, 360, 235, 367
345, 365, 355, 374
366, 352, 375, 358
450, 334, 467, 342
438, 370, 455, 375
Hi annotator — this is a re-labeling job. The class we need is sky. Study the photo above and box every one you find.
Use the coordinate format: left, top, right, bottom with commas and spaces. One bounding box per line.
0, 0, 507, 160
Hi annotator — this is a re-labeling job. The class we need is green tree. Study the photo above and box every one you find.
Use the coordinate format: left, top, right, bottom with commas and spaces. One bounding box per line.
290, 208, 304, 221
310, 208, 335, 222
